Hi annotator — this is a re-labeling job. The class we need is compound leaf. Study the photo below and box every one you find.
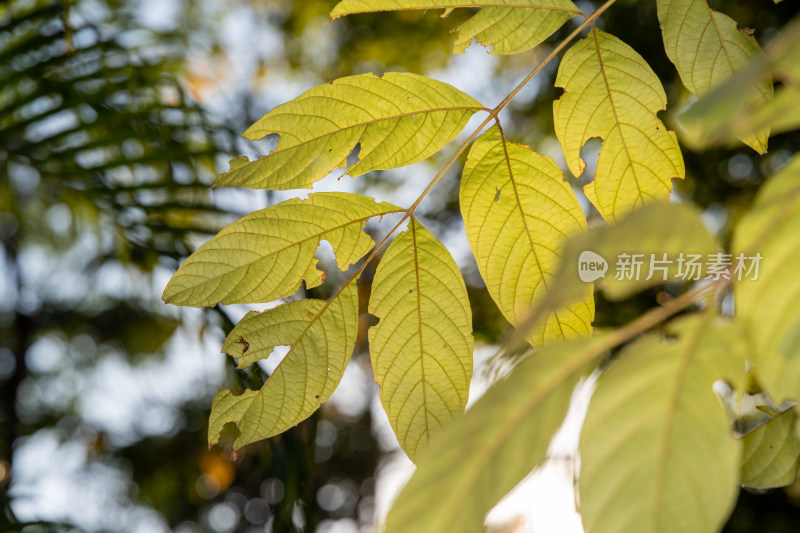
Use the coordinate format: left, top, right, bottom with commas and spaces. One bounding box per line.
733, 155, 800, 403
209, 282, 359, 449
162, 193, 401, 307
384, 334, 608, 533
741, 409, 800, 489
657, 0, 773, 153
213, 72, 484, 190
369, 218, 473, 461
460, 125, 593, 348
580, 313, 745, 533
331, 1, 582, 55
553, 29, 684, 221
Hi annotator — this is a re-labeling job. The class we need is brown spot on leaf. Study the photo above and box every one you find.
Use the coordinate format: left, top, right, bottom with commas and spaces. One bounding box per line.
238, 337, 250, 353
741, 27, 755, 35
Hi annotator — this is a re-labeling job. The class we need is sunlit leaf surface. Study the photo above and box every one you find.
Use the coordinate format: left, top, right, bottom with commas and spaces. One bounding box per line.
460, 125, 593, 347
369, 219, 473, 460
163, 193, 401, 307
213, 72, 484, 190
554, 29, 684, 221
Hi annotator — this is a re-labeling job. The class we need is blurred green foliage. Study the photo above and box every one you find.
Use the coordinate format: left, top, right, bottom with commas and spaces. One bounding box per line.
3, 0, 800, 531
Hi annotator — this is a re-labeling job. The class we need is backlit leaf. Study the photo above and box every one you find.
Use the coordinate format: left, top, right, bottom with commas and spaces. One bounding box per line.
213, 72, 484, 190
580, 313, 745, 533
209, 282, 359, 449
162, 193, 401, 307
678, 18, 800, 150
657, 0, 773, 153
330, 1, 582, 55
733, 155, 800, 403
460, 125, 593, 348
741, 409, 800, 489
384, 334, 608, 533
553, 29, 684, 221
368, 218, 473, 460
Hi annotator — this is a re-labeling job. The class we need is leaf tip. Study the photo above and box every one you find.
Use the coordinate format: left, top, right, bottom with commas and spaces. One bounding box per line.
161, 283, 176, 305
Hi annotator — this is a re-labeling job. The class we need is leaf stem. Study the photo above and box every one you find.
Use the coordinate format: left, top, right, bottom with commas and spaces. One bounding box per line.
592, 278, 729, 354
310, 0, 618, 339
339, 0, 618, 288
497, 278, 731, 382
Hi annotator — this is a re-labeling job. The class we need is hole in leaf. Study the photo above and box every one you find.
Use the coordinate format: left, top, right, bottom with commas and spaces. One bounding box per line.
346, 142, 361, 166
257, 345, 290, 375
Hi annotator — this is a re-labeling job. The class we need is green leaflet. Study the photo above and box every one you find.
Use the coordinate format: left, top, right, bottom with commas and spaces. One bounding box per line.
580, 313, 745, 533
162, 193, 401, 307
741, 409, 800, 489
553, 29, 685, 222
330, 1, 581, 55
557, 202, 719, 301
383, 335, 608, 533
657, 0, 773, 153
209, 282, 359, 449
733, 155, 800, 403
368, 219, 473, 461
678, 18, 800, 150
460, 125, 593, 348
213, 72, 484, 190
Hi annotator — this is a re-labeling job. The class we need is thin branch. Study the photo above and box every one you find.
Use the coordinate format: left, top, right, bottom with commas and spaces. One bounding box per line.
337, 0, 618, 290
287, 0, 620, 351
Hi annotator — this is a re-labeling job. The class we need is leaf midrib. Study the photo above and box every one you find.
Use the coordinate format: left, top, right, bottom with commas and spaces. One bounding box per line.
591, 28, 646, 212
232, 286, 353, 446
332, 4, 584, 17
703, 0, 735, 86
650, 312, 709, 530
496, 125, 566, 339
241, 105, 487, 153
410, 219, 431, 454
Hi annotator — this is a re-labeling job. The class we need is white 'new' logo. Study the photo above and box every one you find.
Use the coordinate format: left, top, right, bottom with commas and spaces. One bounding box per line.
578, 251, 608, 282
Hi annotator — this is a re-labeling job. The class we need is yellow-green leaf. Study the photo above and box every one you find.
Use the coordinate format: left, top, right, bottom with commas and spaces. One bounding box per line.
678, 18, 800, 151
384, 334, 608, 533
657, 0, 773, 153
553, 29, 685, 221
209, 282, 359, 449
741, 409, 800, 489
330, 1, 582, 55
734, 155, 800, 403
368, 218, 473, 460
460, 125, 593, 348
580, 313, 745, 533
162, 193, 401, 307
213, 72, 484, 190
